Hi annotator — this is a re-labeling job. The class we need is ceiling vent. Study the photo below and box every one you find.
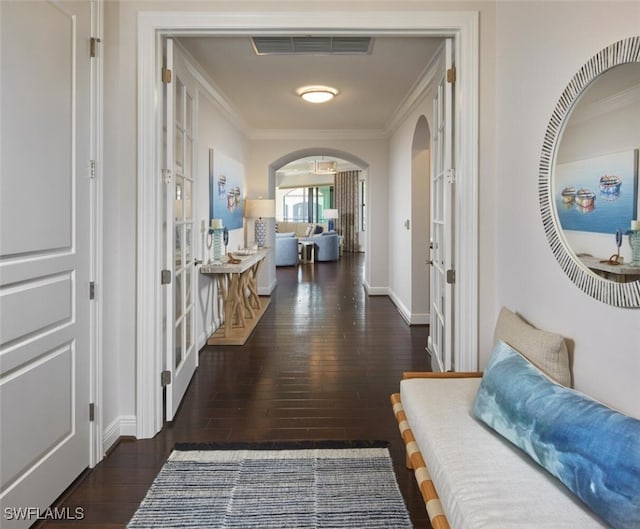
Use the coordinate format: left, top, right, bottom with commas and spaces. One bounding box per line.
252, 36, 372, 55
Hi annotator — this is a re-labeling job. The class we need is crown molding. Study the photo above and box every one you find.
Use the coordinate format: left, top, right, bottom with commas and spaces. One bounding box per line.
248, 128, 388, 141
567, 82, 640, 127
385, 39, 445, 134
174, 40, 252, 136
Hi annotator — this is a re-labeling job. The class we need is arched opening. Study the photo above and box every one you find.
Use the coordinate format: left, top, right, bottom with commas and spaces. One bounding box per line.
270, 148, 369, 252
411, 115, 431, 321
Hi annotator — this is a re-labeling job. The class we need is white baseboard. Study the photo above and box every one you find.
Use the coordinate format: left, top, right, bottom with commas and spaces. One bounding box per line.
259, 278, 277, 296
198, 318, 219, 350
103, 415, 137, 453
363, 279, 388, 296
410, 312, 429, 325
387, 289, 430, 325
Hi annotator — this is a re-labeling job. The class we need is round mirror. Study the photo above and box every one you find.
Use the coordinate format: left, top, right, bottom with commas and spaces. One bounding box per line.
539, 37, 640, 308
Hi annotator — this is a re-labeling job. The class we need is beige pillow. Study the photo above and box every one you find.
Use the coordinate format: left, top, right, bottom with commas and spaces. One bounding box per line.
494, 307, 572, 387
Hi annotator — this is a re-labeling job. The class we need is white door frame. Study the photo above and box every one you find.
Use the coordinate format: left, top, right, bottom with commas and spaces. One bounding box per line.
136, 10, 479, 438
89, 0, 104, 466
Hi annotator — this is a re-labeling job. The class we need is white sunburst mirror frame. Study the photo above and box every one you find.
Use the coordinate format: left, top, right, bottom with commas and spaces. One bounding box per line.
539, 36, 640, 308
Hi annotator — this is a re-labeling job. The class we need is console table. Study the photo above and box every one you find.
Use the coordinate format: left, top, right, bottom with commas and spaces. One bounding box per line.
579, 255, 640, 282
200, 248, 270, 345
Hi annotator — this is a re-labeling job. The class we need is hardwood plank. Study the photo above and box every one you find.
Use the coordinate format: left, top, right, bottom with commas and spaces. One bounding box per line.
36, 253, 432, 529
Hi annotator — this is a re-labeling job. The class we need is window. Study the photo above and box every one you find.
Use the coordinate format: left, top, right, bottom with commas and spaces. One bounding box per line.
277, 185, 334, 223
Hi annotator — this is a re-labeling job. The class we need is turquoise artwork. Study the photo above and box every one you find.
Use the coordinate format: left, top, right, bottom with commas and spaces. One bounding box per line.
472, 341, 640, 529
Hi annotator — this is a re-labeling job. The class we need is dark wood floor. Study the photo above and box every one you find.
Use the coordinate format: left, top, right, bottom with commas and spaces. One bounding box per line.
40, 252, 432, 528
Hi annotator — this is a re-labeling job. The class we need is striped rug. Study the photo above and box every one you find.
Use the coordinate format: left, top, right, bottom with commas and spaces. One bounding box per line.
127, 441, 412, 529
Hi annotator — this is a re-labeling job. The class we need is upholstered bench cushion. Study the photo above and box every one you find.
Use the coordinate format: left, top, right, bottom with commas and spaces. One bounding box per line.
400, 377, 607, 529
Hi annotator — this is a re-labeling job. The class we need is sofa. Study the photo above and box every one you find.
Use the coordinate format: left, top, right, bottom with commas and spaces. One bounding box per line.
301, 232, 340, 262
276, 221, 327, 238
391, 307, 640, 529
275, 232, 298, 266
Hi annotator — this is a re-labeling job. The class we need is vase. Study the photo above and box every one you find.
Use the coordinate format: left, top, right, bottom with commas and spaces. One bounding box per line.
255, 217, 267, 248
212, 228, 223, 263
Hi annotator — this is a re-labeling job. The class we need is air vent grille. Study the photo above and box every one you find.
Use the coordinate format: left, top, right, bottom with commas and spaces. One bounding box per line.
252, 36, 372, 55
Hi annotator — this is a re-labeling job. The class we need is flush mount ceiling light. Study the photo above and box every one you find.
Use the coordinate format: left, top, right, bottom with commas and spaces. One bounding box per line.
297, 85, 338, 104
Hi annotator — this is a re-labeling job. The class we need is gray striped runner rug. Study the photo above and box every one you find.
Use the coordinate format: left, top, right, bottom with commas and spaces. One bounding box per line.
127, 441, 412, 529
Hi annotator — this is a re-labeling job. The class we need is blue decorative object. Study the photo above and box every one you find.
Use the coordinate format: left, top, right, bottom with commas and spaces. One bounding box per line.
212, 228, 223, 263
472, 341, 640, 529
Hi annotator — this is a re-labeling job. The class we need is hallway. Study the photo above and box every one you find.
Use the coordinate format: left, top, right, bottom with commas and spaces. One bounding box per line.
40, 253, 431, 528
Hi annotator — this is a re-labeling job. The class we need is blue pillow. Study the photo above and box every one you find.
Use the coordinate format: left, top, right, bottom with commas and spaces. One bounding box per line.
472, 340, 640, 529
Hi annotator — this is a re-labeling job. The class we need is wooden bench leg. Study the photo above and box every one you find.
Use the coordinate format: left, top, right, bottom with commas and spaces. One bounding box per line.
391, 393, 451, 529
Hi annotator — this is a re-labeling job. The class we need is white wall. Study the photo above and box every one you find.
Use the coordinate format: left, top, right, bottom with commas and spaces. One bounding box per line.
411, 118, 430, 322
495, 1, 640, 418
102, 0, 138, 441
387, 1, 497, 344
246, 138, 390, 293
388, 102, 432, 322
195, 71, 248, 348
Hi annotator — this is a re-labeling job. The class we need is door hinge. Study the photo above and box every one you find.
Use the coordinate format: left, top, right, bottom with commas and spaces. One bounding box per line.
89, 281, 96, 300
90, 37, 101, 58
90, 159, 97, 179
161, 168, 172, 184
162, 67, 172, 84
447, 66, 456, 84
161, 269, 172, 285
161, 370, 172, 386
89, 403, 95, 421
444, 168, 456, 184
446, 269, 456, 284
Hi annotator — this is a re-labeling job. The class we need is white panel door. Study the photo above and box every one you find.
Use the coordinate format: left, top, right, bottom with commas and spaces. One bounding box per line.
163, 39, 198, 421
0, 2, 92, 527
428, 39, 455, 372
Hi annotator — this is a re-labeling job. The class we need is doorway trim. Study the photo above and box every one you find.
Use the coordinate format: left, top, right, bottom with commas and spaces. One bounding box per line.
137, 9, 479, 438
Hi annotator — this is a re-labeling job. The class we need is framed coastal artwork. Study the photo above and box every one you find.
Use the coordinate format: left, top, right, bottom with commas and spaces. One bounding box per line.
209, 149, 244, 230
555, 149, 639, 234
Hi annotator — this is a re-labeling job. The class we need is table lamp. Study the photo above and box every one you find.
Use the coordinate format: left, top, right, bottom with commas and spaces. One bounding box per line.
324, 209, 339, 232
245, 197, 275, 248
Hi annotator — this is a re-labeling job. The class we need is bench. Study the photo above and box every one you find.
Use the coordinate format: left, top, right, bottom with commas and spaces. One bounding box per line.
391, 308, 640, 529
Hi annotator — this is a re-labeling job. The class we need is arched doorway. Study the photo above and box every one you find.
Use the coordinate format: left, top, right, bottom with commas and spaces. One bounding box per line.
411, 116, 431, 322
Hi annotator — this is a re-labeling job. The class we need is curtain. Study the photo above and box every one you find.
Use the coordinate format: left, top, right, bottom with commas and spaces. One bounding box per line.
335, 170, 360, 252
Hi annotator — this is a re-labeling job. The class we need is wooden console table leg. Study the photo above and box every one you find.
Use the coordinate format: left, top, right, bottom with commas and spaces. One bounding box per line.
246, 260, 263, 312
223, 272, 243, 337
239, 268, 256, 320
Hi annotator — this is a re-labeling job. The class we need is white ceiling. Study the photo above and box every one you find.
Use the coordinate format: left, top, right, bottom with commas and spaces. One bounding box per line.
177, 35, 443, 175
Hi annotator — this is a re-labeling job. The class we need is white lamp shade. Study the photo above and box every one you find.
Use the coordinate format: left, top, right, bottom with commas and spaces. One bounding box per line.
245, 198, 275, 219
324, 209, 339, 219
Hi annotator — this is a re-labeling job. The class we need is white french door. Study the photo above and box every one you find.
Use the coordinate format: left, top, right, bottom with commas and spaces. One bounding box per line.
0, 1, 94, 527
428, 39, 455, 372
163, 39, 198, 421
